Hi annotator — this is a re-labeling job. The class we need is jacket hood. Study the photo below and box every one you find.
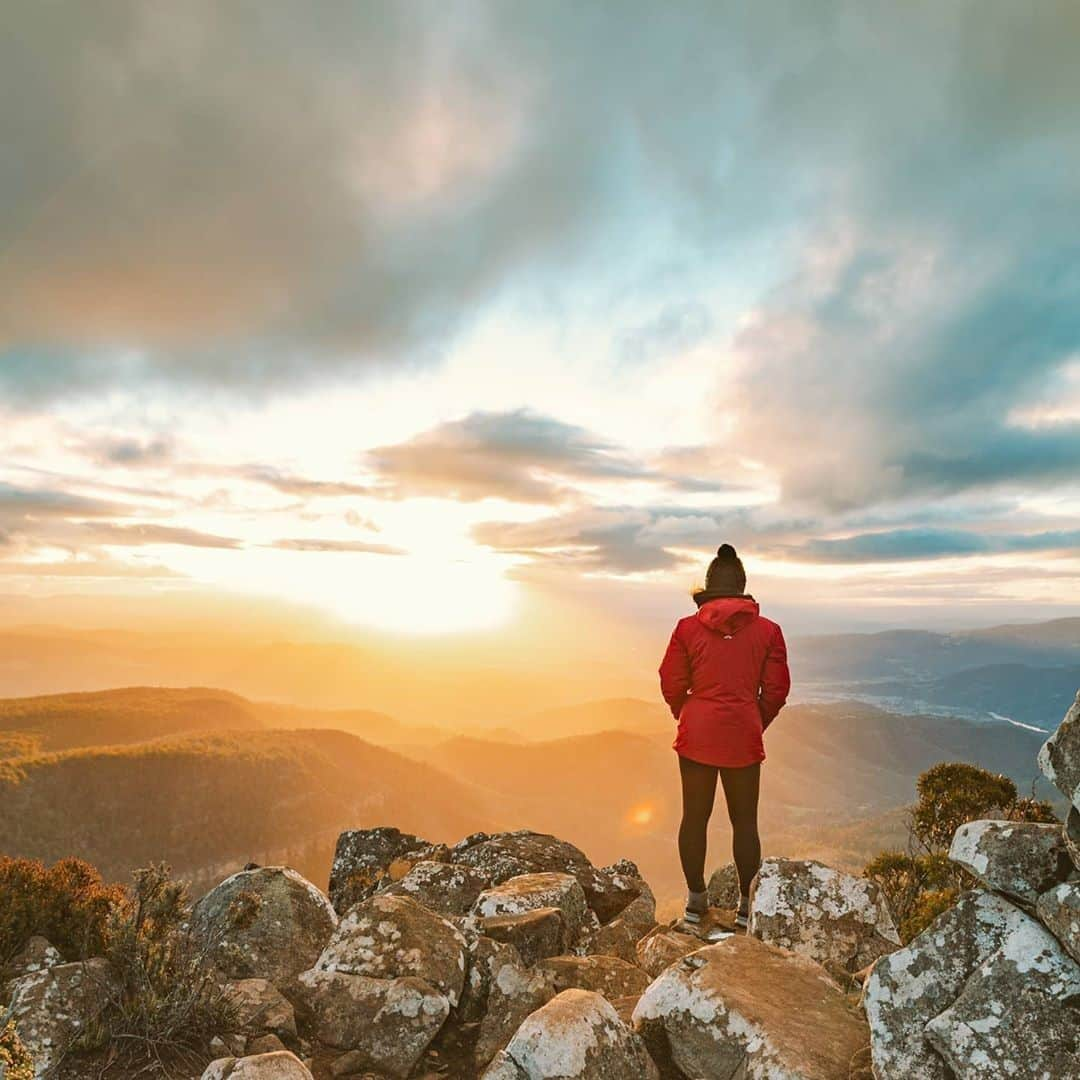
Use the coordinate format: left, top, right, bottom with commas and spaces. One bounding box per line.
694, 593, 760, 635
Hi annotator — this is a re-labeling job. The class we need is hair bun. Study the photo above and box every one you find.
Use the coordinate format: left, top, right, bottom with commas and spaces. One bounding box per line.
717, 543, 737, 559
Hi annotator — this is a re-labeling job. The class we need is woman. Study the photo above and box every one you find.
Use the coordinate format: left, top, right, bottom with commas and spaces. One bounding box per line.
658, 543, 790, 928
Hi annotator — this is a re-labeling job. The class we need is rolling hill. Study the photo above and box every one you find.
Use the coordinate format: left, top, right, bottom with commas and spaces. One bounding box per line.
0, 727, 497, 894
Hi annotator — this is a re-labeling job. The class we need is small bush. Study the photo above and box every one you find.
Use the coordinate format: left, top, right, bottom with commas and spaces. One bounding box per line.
0, 856, 124, 964
0, 1019, 35, 1080
865, 761, 1058, 942
87, 863, 237, 1071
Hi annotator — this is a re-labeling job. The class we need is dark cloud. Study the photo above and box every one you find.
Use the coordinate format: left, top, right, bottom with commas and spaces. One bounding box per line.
269, 538, 405, 555
5, 1, 1075, 414
790, 528, 1080, 563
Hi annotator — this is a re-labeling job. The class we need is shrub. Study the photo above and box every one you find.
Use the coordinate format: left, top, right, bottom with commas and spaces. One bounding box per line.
0, 1020, 34, 1080
865, 761, 1058, 942
85, 863, 237, 1070
0, 856, 124, 964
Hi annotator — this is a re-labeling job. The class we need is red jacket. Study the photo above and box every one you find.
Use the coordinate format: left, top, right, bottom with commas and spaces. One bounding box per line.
658, 594, 790, 768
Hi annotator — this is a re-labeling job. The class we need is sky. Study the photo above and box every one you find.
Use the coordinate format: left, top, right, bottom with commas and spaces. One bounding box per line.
1, 1, 1079, 643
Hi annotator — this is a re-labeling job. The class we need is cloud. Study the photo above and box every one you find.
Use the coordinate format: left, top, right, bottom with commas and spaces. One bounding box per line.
0, 482, 126, 520
472, 504, 744, 573
269, 538, 406, 555
236, 466, 372, 498
6, 1, 1075, 412
790, 527, 1080, 563
365, 409, 655, 503
87, 522, 242, 549
83, 435, 174, 466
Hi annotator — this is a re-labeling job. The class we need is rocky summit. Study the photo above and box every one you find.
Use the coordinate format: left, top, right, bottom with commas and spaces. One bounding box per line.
4, 689, 1080, 1078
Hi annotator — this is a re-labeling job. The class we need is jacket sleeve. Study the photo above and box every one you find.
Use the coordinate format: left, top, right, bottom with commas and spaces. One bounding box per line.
758, 623, 791, 729
658, 624, 692, 720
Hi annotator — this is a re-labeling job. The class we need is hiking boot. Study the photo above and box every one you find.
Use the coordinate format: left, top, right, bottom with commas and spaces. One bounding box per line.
684, 889, 709, 924
735, 896, 750, 930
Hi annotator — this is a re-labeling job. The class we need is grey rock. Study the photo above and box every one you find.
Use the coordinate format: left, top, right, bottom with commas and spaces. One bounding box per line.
474, 873, 588, 945
533, 955, 650, 1000
192, 867, 337, 991
472, 952, 556, 1068
479, 908, 566, 966
223, 978, 297, 1039
1036, 880, 1080, 966
633, 936, 868, 1080
459, 936, 522, 1023
312, 893, 467, 1006
1038, 689, 1080, 811
485, 989, 658, 1079
635, 926, 702, 978
925, 910, 1080, 1078
582, 890, 657, 962
328, 828, 449, 915
296, 969, 448, 1078
948, 819, 1072, 906
7, 957, 117, 1078
200, 1051, 313, 1079
706, 863, 741, 909
378, 859, 488, 916
453, 831, 648, 924
246, 1035, 287, 1055
1066, 806, 1080, 870
749, 857, 900, 973
2, 938, 61, 984
863, 889, 1030, 1080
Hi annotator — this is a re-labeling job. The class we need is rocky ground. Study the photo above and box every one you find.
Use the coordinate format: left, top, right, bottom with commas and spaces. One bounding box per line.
3, 690, 1079, 1079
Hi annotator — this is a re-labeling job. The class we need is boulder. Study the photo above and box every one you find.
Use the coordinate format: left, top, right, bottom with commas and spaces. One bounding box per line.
453, 832, 648, 924
7, 958, 117, 1077
246, 1035, 287, 1055
483, 989, 658, 1079
480, 908, 567, 966
1065, 806, 1080, 870
706, 863, 741, 909
311, 893, 467, 1006
296, 970, 448, 1078
583, 861, 656, 926
925, 911, 1080, 1078
223, 978, 297, 1039
200, 1051, 313, 1079
452, 831, 592, 888
948, 819, 1072, 906
1036, 880, 1080, 965
474, 873, 588, 944
1038, 689, 1080, 810
863, 889, 1031, 1080
472, 954, 557, 1068
459, 936, 524, 1023
633, 935, 867, 1079
378, 860, 488, 917
749, 857, 900, 973
192, 867, 337, 990
534, 955, 650, 1000
635, 927, 701, 978
584, 890, 657, 960
329, 828, 449, 914
1, 937, 61, 986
